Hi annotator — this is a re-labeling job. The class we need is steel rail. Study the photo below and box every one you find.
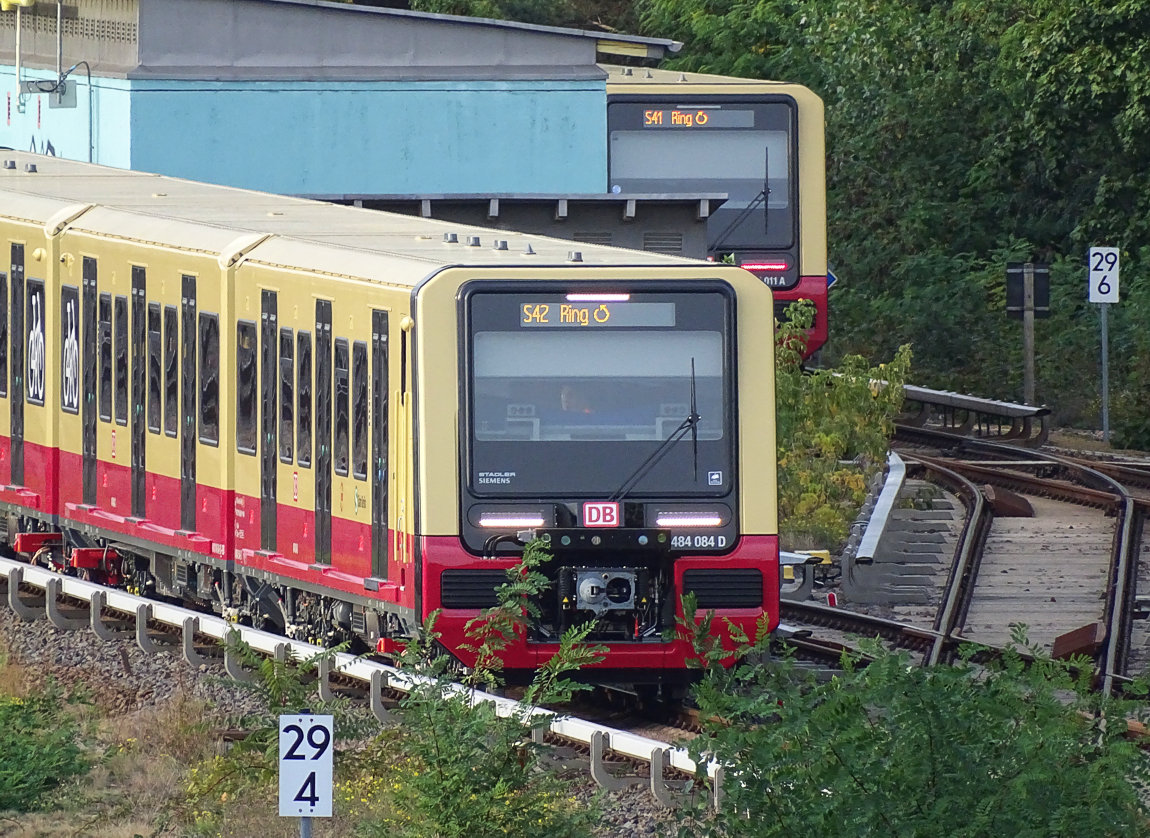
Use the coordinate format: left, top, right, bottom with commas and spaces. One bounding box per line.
898, 426, 1139, 693
900, 455, 993, 666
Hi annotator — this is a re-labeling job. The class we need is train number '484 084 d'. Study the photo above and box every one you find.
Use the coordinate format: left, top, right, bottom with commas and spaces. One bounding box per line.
671, 534, 727, 549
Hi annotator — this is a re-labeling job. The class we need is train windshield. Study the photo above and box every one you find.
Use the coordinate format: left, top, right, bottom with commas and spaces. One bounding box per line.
466, 288, 734, 497
607, 98, 796, 251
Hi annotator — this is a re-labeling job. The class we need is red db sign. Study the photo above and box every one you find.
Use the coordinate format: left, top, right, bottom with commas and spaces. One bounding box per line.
582, 502, 620, 528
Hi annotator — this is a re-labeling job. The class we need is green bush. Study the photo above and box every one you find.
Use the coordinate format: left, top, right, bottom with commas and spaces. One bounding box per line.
0, 682, 91, 812
775, 300, 911, 549
674, 618, 1150, 838
184, 541, 605, 836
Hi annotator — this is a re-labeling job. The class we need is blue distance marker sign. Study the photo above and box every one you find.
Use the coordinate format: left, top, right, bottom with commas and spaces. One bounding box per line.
279, 714, 334, 818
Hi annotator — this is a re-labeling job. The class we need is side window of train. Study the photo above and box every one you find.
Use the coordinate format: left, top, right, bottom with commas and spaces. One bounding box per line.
114, 294, 128, 425
147, 303, 161, 433
236, 320, 257, 455
334, 338, 349, 477
0, 272, 6, 399
352, 340, 368, 480
60, 285, 80, 414
199, 312, 220, 446
279, 327, 293, 463
163, 305, 178, 436
297, 330, 312, 468
26, 280, 45, 407
98, 293, 111, 422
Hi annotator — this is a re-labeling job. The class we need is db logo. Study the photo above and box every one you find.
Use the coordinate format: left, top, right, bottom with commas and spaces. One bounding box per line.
582, 501, 620, 528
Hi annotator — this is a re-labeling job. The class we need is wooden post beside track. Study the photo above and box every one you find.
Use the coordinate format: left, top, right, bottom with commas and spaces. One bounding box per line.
1023, 262, 1036, 406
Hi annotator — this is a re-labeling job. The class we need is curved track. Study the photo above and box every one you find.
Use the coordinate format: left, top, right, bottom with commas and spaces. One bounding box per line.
784, 426, 1149, 696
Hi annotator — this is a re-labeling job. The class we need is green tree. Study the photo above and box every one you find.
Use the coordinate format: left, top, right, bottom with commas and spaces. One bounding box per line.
639, 0, 1150, 438
675, 621, 1150, 837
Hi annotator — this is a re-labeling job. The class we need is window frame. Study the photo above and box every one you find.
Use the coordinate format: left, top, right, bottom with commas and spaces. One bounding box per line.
297, 330, 312, 469
235, 319, 257, 455
198, 312, 220, 447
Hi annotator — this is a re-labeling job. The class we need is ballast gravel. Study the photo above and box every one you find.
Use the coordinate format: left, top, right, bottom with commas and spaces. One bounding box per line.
0, 602, 680, 836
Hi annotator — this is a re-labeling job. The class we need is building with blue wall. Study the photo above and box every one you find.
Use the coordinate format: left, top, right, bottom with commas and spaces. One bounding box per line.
0, 0, 677, 195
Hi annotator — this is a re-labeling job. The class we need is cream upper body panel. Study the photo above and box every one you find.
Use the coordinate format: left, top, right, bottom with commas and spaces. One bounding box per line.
0, 152, 699, 285
413, 263, 778, 538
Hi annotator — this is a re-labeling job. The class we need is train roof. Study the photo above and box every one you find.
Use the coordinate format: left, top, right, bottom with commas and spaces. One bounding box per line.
602, 63, 822, 100
0, 152, 698, 288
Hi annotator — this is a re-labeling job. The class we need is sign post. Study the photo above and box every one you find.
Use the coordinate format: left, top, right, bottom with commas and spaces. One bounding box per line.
279, 713, 334, 836
1088, 247, 1119, 443
1005, 262, 1050, 405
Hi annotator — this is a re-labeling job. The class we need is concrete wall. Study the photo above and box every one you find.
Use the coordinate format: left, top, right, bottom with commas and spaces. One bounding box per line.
0, 67, 132, 169
0, 71, 606, 193
127, 79, 606, 194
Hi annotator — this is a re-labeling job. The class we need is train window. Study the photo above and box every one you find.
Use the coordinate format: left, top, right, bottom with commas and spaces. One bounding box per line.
114, 294, 128, 425
279, 328, 294, 464
61, 285, 80, 414
0, 272, 7, 398
352, 340, 367, 480
147, 303, 161, 433
297, 331, 312, 468
236, 320, 257, 455
164, 305, 178, 436
334, 338, 349, 477
98, 293, 111, 422
26, 280, 45, 407
199, 312, 220, 446
467, 290, 733, 497
606, 100, 796, 251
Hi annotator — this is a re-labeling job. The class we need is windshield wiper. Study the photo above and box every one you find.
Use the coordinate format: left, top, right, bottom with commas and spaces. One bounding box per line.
609, 359, 700, 503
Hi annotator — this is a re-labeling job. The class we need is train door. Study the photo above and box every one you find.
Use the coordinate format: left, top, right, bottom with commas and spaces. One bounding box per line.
82, 258, 98, 505
371, 310, 389, 579
260, 290, 277, 551
180, 275, 196, 532
315, 300, 332, 564
130, 267, 146, 518
9, 243, 23, 487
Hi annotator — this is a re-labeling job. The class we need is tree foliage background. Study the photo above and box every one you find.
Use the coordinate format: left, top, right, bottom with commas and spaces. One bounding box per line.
400, 0, 1150, 444
638, 0, 1150, 444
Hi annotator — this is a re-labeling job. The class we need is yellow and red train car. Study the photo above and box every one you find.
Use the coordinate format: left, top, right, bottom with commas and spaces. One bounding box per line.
0, 152, 778, 686
606, 65, 828, 356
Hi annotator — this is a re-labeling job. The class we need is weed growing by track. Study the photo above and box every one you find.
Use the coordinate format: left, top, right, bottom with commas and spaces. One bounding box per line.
178, 539, 607, 837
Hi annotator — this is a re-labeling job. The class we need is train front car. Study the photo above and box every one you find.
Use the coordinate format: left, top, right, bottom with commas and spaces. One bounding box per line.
415, 265, 779, 687
605, 67, 828, 358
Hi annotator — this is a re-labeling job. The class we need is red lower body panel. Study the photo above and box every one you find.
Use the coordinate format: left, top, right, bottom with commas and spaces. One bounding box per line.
421, 534, 780, 673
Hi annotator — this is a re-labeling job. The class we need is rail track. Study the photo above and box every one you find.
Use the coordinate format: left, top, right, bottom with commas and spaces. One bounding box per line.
783, 425, 1150, 696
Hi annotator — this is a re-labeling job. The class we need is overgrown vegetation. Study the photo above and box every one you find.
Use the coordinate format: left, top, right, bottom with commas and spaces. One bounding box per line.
775, 300, 911, 550
674, 617, 1150, 837
0, 680, 91, 813
179, 541, 605, 837
637, 0, 1150, 443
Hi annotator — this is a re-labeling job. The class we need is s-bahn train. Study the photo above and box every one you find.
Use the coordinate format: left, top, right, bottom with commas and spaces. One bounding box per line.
0, 152, 778, 686
606, 65, 828, 356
